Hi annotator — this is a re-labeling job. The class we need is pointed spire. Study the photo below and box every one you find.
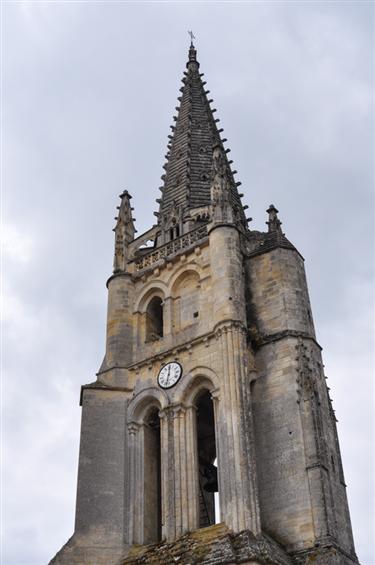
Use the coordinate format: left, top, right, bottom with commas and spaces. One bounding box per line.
266, 204, 283, 234
113, 190, 136, 273
157, 42, 247, 233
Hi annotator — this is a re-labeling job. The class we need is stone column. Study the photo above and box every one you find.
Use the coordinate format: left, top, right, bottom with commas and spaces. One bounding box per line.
161, 404, 200, 541
235, 325, 261, 532
185, 405, 200, 531
172, 404, 184, 537
162, 296, 173, 336
159, 409, 170, 541
126, 422, 143, 545
208, 222, 260, 535
159, 406, 178, 541
208, 225, 246, 327
211, 388, 223, 521
216, 323, 261, 535
101, 272, 135, 386
175, 404, 200, 534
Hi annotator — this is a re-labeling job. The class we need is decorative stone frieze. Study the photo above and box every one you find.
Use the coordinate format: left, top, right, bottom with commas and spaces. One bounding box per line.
134, 225, 208, 272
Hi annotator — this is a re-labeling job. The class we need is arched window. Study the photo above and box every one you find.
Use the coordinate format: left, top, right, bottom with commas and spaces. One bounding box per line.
146, 296, 163, 341
195, 390, 219, 527
126, 388, 167, 545
143, 408, 162, 543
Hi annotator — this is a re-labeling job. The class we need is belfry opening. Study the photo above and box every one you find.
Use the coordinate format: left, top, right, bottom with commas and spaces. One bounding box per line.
146, 296, 163, 341
143, 408, 162, 544
195, 390, 219, 528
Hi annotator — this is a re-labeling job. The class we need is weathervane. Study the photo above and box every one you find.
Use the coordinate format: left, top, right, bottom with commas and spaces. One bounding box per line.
188, 30, 196, 46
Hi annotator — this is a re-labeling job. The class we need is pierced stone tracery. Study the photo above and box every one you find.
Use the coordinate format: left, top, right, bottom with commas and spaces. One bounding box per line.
134, 225, 208, 271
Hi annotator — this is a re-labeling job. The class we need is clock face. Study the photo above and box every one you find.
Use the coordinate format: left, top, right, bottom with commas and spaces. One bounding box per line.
157, 362, 182, 389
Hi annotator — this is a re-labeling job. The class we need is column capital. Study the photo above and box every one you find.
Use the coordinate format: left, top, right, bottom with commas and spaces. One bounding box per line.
171, 403, 187, 417
127, 421, 140, 435
184, 403, 198, 412
214, 319, 247, 338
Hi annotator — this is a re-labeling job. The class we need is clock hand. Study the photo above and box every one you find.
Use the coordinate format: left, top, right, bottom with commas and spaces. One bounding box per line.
166, 365, 171, 386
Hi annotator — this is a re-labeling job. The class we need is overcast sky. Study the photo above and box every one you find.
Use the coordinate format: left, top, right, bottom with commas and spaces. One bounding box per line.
2, 2, 374, 564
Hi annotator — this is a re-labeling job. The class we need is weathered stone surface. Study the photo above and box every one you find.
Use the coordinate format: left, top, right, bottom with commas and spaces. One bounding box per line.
121, 524, 292, 565
49, 533, 127, 565
74, 389, 130, 544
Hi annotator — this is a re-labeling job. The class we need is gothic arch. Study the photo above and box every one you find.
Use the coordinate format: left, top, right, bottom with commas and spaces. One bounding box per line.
176, 366, 221, 529
127, 386, 168, 545
135, 286, 167, 344
128, 387, 169, 424
176, 366, 220, 406
134, 283, 167, 313
167, 265, 201, 296
169, 269, 202, 332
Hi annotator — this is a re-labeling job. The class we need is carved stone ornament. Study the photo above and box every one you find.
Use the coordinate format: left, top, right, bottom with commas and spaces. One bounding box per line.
113, 190, 135, 273
266, 204, 283, 234
161, 199, 183, 230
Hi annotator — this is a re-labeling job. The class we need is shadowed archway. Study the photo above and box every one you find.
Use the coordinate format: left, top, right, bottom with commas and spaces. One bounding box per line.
195, 390, 219, 527
143, 407, 162, 543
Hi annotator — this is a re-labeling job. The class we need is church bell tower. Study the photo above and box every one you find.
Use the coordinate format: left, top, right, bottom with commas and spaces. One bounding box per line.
50, 42, 358, 565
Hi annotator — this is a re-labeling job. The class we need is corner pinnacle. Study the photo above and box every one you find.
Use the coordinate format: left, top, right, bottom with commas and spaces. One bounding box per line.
266, 204, 283, 234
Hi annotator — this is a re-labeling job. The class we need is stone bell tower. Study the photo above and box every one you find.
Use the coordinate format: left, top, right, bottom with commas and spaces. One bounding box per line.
50, 42, 358, 565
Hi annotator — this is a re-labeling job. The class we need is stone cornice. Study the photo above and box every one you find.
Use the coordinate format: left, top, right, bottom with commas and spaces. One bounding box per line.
127, 319, 247, 372
257, 329, 322, 351
207, 221, 243, 236
290, 538, 359, 564
213, 319, 247, 335
306, 462, 329, 473
106, 271, 132, 289
80, 382, 133, 406
245, 232, 305, 262
92, 328, 317, 379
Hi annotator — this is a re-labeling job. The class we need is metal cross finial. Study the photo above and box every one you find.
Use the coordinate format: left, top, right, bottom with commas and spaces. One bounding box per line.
188, 30, 196, 46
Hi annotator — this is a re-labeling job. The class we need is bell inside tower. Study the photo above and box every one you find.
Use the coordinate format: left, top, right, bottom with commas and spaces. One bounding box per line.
196, 391, 219, 528
143, 408, 162, 543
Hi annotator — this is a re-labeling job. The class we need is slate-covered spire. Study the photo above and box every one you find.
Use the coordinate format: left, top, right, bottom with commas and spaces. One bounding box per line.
158, 42, 247, 230
113, 190, 136, 273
